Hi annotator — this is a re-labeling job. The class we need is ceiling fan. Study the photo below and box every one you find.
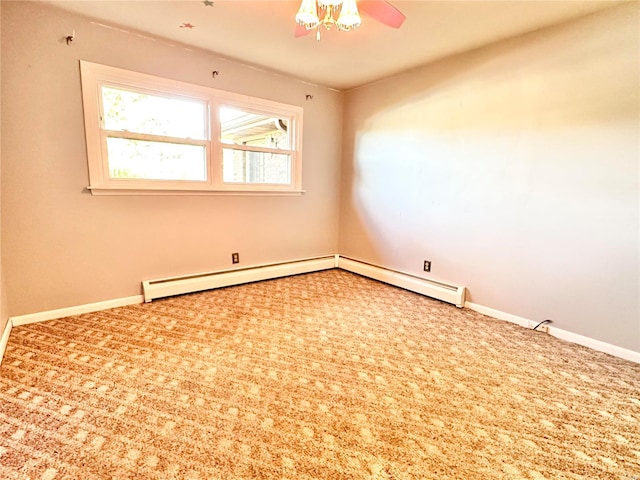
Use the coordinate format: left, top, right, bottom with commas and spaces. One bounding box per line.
295, 0, 405, 41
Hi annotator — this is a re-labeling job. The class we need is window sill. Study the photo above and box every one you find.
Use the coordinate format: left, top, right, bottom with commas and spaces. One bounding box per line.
86, 186, 306, 196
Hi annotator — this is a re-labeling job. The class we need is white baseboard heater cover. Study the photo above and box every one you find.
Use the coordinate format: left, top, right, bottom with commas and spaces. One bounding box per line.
338, 257, 466, 308
142, 256, 337, 302
142, 255, 465, 308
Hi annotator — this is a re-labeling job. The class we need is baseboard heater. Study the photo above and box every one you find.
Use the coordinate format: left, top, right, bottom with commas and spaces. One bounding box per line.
143, 255, 465, 308
338, 257, 466, 308
142, 255, 338, 302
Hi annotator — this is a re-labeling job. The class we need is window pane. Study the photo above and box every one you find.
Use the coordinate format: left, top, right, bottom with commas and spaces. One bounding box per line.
107, 137, 206, 181
220, 106, 290, 149
222, 148, 291, 184
102, 86, 207, 140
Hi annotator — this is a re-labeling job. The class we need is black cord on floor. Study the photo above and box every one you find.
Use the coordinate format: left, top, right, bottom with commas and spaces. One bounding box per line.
533, 319, 553, 331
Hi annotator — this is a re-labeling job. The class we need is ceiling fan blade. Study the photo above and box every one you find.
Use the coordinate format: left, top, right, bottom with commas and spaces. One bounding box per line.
295, 24, 312, 37
358, 0, 406, 29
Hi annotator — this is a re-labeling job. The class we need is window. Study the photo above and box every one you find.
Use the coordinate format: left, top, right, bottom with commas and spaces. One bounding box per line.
80, 61, 303, 195
220, 107, 292, 185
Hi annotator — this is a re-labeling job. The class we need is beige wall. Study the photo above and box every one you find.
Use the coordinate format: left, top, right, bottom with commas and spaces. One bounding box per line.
1, 1, 342, 316
339, 4, 639, 351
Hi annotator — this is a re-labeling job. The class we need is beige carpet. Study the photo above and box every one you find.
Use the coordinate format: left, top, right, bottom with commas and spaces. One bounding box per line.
1, 269, 638, 479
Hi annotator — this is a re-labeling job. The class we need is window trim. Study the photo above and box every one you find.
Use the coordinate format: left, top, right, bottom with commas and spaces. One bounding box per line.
80, 61, 304, 195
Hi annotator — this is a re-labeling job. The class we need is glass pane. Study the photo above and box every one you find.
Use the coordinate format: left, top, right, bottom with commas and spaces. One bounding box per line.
107, 137, 206, 181
222, 148, 291, 185
220, 106, 290, 150
102, 86, 207, 140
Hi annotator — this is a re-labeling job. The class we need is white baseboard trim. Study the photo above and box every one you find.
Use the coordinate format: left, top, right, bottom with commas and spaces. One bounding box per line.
464, 302, 533, 329
0, 319, 13, 366
10, 295, 144, 327
465, 301, 640, 364
549, 328, 640, 364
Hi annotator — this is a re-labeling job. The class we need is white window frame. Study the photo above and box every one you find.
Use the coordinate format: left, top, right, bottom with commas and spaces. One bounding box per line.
80, 61, 303, 195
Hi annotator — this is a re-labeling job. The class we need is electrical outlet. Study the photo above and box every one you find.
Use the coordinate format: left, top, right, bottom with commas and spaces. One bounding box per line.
423, 260, 431, 272
232, 252, 239, 264
529, 319, 552, 334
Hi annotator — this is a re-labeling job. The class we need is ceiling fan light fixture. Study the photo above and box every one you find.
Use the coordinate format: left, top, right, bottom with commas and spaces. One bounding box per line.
297, 0, 361, 37
296, 0, 320, 28
336, 0, 361, 30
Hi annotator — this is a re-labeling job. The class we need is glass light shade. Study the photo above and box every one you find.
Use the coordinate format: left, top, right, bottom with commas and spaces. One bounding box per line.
296, 0, 319, 27
336, 0, 361, 30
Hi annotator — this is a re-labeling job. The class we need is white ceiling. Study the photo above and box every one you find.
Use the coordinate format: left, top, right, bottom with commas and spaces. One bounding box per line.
45, 0, 620, 90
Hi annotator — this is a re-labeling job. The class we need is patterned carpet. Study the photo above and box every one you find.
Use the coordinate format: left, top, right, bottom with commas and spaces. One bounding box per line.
0, 270, 639, 479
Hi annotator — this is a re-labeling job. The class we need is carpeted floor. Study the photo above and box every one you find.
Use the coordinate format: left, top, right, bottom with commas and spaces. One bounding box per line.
0, 269, 638, 479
